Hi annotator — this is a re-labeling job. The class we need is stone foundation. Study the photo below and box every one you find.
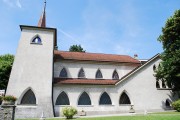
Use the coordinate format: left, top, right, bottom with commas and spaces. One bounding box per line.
0, 105, 16, 120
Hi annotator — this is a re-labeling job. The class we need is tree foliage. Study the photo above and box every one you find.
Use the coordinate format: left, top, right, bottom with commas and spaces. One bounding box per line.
69, 45, 85, 52
155, 10, 180, 91
0, 54, 14, 90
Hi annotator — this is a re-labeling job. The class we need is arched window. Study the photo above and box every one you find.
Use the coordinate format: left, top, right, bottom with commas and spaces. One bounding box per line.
99, 92, 112, 105
78, 68, 85, 78
162, 80, 166, 88
31, 36, 42, 44
59, 68, 67, 78
78, 92, 91, 105
112, 70, 119, 79
56, 91, 70, 105
20, 89, 36, 105
96, 69, 103, 79
156, 81, 160, 88
119, 92, 131, 104
165, 99, 171, 107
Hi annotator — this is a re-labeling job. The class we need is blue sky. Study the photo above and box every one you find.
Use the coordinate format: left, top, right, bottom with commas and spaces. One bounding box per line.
0, 0, 179, 59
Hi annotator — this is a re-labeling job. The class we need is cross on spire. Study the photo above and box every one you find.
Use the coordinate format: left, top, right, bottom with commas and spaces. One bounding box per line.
38, 0, 46, 27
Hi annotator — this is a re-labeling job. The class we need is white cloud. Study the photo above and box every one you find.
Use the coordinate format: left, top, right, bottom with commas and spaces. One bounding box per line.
3, 0, 14, 7
16, 0, 22, 8
74, 0, 143, 55
3, 0, 22, 8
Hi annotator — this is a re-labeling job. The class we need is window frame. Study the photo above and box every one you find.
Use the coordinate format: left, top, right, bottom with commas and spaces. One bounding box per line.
55, 91, 70, 105
119, 91, 131, 105
99, 92, 112, 105
78, 68, 86, 78
20, 89, 37, 105
112, 70, 119, 80
78, 91, 92, 106
96, 69, 103, 79
59, 67, 68, 78
30, 35, 42, 45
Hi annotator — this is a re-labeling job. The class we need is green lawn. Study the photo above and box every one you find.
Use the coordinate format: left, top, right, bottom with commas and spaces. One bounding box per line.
16, 113, 180, 120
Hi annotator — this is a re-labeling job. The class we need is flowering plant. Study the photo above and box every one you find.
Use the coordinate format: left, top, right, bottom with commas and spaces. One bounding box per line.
3, 95, 17, 102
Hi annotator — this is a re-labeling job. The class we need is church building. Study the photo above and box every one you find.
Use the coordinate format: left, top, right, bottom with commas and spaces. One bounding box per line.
5, 2, 177, 119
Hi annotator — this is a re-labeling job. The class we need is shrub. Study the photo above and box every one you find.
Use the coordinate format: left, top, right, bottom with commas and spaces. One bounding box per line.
62, 106, 77, 119
172, 99, 180, 112
0, 96, 3, 101
3, 95, 17, 102
0, 96, 3, 104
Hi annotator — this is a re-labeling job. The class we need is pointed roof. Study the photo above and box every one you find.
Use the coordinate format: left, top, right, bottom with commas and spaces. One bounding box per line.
38, 0, 46, 27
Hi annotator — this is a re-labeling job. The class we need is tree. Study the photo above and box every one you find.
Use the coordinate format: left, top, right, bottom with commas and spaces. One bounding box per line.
155, 10, 180, 91
69, 44, 85, 52
0, 54, 14, 90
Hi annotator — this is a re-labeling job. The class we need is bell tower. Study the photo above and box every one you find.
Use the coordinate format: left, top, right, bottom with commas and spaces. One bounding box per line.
6, 1, 56, 118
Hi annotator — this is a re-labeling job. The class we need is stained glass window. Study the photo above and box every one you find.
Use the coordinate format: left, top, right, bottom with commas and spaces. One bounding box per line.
78, 68, 85, 78
56, 91, 70, 105
96, 69, 103, 79
99, 92, 112, 105
20, 89, 36, 105
112, 70, 119, 79
78, 92, 91, 105
119, 92, 131, 104
32, 36, 41, 44
60, 68, 67, 78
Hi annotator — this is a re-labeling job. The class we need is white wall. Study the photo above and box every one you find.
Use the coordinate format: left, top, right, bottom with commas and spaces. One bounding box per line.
53, 57, 178, 116
54, 61, 136, 79
6, 26, 55, 118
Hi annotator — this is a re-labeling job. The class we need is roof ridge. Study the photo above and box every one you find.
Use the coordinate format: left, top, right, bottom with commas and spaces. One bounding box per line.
54, 50, 134, 57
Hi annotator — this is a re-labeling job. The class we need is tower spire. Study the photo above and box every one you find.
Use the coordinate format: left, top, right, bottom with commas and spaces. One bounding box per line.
38, 0, 46, 27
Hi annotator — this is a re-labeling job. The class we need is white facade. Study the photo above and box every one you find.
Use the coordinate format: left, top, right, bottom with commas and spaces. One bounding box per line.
54, 60, 136, 79
6, 26, 56, 118
5, 25, 178, 119
53, 56, 177, 116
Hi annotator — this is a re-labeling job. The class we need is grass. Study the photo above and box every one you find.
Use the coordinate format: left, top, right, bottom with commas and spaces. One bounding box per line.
16, 112, 180, 120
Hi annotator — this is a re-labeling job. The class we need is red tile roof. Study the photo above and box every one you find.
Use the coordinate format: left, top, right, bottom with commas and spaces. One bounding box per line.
54, 78, 118, 85
54, 50, 140, 64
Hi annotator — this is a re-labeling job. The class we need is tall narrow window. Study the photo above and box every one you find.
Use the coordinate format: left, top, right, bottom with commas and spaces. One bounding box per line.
153, 64, 156, 71
162, 80, 166, 88
156, 81, 160, 88
112, 70, 119, 79
96, 69, 103, 79
78, 68, 85, 78
99, 92, 112, 105
60, 68, 68, 78
56, 91, 70, 105
31, 36, 42, 44
78, 92, 91, 105
20, 89, 36, 105
165, 99, 170, 107
119, 92, 131, 104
